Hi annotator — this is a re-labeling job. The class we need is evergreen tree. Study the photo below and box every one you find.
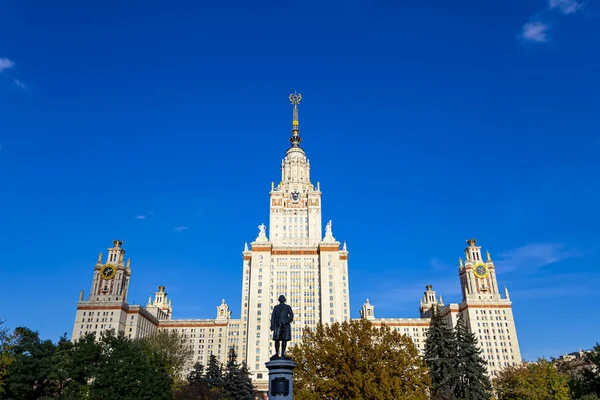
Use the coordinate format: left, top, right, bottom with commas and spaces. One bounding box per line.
174, 362, 214, 400
237, 361, 256, 399
223, 346, 254, 400
48, 334, 74, 398
204, 353, 224, 389
424, 305, 459, 400
62, 332, 101, 398
4, 327, 57, 399
187, 362, 205, 385
90, 330, 172, 400
454, 314, 492, 400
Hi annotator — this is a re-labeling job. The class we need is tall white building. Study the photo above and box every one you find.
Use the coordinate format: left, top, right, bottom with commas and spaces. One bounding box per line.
239, 92, 350, 383
71, 93, 522, 390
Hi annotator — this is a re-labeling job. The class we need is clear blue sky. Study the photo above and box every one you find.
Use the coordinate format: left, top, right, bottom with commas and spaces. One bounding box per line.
1, 0, 599, 361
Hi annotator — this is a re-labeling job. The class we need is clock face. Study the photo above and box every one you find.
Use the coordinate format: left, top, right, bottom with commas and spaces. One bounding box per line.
290, 191, 300, 203
100, 264, 116, 280
473, 263, 489, 279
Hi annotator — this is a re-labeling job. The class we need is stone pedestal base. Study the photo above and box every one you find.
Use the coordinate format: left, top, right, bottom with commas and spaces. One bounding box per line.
265, 357, 297, 400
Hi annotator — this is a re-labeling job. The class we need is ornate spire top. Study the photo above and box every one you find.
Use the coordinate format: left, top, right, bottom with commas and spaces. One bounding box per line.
289, 91, 302, 147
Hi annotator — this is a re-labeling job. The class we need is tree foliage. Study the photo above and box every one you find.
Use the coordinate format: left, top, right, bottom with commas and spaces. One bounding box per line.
4, 327, 57, 399
140, 329, 193, 379
223, 346, 255, 400
289, 319, 430, 400
424, 306, 459, 400
494, 358, 571, 400
556, 343, 600, 399
0, 319, 13, 396
174, 348, 254, 400
576, 343, 600, 398
454, 314, 492, 400
90, 330, 173, 400
204, 353, 224, 389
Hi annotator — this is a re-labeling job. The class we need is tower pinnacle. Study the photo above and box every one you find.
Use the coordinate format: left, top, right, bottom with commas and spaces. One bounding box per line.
289, 91, 302, 147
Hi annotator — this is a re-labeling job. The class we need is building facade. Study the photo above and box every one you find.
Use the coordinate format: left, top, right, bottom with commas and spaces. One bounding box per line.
362, 238, 522, 376
238, 92, 350, 384
71, 93, 522, 385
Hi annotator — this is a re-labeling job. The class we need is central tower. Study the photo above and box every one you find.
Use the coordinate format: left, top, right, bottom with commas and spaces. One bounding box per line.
269, 92, 323, 246
240, 93, 350, 383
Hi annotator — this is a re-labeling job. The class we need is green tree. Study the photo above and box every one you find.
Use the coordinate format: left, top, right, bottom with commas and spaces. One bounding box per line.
578, 344, 600, 397
453, 314, 492, 400
424, 306, 458, 400
174, 362, 212, 400
289, 319, 430, 400
223, 346, 254, 400
188, 361, 206, 385
204, 353, 224, 389
0, 320, 13, 396
4, 327, 57, 400
494, 358, 571, 400
61, 332, 101, 399
140, 329, 193, 378
237, 361, 255, 399
48, 334, 74, 398
559, 344, 600, 399
90, 330, 172, 400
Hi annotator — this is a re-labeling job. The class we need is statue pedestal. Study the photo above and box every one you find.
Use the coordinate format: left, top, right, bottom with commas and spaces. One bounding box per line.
265, 357, 296, 400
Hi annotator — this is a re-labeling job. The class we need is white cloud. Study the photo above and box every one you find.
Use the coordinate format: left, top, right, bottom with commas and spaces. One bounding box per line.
13, 79, 26, 89
522, 22, 549, 42
174, 226, 188, 232
134, 215, 147, 220
549, 0, 583, 14
495, 242, 582, 272
0, 58, 14, 72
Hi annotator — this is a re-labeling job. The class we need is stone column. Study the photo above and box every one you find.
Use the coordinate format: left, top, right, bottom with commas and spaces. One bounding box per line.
265, 358, 297, 400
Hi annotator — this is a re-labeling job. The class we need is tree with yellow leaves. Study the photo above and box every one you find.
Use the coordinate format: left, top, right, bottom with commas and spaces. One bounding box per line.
289, 319, 430, 400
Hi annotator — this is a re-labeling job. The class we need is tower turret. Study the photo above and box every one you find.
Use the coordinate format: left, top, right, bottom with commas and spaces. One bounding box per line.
360, 298, 375, 319
419, 284, 443, 317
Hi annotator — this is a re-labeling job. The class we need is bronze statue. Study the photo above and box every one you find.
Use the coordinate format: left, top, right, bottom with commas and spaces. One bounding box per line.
270, 295, 294, 358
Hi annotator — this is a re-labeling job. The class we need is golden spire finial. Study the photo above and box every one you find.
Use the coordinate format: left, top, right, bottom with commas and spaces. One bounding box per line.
289, 91, 302, 147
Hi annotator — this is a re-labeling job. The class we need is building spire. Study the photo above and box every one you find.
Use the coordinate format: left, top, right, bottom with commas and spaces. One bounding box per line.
289, 91, 302, 147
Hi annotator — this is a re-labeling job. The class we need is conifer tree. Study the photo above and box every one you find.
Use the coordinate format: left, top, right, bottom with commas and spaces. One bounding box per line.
424, 305, 459, 400
204, 353, 224, 389
223, 346, 254, 400
187, 362, 205, 385
454, 313, 492, 400
237, 361, 255, 399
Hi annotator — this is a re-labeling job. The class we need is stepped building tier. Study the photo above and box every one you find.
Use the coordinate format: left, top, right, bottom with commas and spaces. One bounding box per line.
71, 94, 523, 390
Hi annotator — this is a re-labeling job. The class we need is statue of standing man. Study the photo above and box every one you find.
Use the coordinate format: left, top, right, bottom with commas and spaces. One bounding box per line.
270, 295, 294, 358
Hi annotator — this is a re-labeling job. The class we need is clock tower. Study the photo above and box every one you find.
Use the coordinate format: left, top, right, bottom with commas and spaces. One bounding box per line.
459, 238, 500, 302
89, 240, 131, 302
